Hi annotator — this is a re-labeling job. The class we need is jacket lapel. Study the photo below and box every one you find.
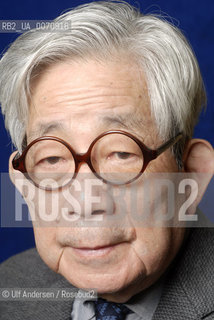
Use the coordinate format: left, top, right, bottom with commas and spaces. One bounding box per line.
153, 228, 214, 319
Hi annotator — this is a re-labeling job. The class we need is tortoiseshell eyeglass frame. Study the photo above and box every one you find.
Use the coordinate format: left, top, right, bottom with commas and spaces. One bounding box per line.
12, 130, 183, 189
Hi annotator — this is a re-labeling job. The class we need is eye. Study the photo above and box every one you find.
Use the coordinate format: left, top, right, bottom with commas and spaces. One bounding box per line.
44, 156, 61, 164
108, 152, 134, 160
38, 156, 63, 166
115, 152, 133, 159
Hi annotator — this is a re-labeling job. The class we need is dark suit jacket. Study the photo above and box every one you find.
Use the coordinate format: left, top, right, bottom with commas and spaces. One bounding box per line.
0, 228, 214, 319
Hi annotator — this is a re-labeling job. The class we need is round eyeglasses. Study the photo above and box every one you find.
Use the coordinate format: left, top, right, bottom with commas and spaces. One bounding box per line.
12, 130, 182, 190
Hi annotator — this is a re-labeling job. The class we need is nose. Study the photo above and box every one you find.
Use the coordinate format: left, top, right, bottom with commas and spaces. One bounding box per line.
76, 161, 94, 175
73, 150, 96, 177
66, 161, 115, 220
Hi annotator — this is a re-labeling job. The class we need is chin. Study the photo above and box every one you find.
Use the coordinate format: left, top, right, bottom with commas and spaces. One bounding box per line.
61, 268, 127, 292
59, 262, 147, 303
57, 244, 147, 297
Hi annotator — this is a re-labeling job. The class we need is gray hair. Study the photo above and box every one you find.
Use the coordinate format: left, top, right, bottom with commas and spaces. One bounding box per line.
0, 1, 206, 167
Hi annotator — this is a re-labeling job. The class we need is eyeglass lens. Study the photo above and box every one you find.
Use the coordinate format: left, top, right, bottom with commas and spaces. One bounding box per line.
25, 133, 144, 188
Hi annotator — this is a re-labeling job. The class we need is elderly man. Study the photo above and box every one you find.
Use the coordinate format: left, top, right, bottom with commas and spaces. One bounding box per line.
0, 1, 214, 319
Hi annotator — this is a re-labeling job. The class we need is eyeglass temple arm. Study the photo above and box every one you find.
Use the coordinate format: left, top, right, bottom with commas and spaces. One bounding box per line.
155, 133, 183, 157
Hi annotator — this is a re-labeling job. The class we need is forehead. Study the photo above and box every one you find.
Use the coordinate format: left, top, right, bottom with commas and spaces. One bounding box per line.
27, 58, 153, 141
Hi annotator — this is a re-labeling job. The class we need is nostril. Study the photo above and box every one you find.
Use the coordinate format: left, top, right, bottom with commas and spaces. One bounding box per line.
91, 210, 105, 215
68, 211, 75, 215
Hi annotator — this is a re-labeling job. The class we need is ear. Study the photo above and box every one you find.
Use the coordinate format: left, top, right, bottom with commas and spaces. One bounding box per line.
9, 151, 19, 185
182, 139, 214, 214
183, 139, 214, 174
9, 151, 30, 197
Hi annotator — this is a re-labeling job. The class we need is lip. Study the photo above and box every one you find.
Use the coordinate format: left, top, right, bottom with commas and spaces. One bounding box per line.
71, 243, 124, 257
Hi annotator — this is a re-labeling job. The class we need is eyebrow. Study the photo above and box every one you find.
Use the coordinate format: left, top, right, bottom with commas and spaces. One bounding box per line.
28, 112, 148, 141
100, 113, 147, 132
28, 122, 65, 141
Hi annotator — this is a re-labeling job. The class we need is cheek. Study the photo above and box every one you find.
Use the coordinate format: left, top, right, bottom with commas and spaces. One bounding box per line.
132, 228, 173, 275
33, 227, 63, 272
25, 190, 63, 272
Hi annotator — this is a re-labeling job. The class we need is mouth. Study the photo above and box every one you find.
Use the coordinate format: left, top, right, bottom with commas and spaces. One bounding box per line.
71, 242, 125, 258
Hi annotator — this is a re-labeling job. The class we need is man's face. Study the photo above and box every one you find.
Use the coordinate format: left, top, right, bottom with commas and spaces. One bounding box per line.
24, 57, 185, 302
